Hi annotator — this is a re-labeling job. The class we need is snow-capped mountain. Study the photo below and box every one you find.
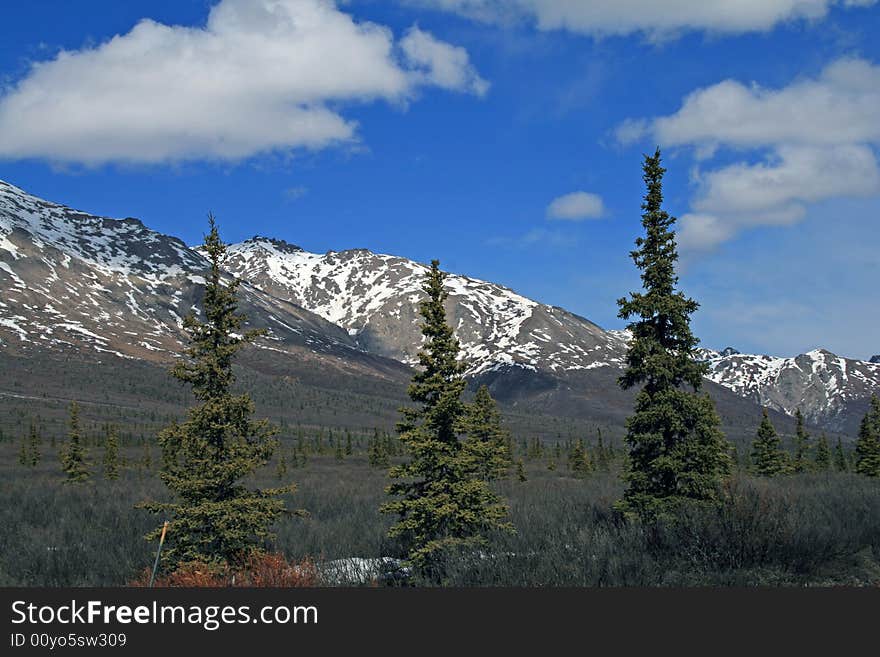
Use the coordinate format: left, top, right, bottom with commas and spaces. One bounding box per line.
1, 179, 877, 433
220, 238, 879, 432
221, 237, 629, 375
0, 180, 400, 382
702, 349, 880, 431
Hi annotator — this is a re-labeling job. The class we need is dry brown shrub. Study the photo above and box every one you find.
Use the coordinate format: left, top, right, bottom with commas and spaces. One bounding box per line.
130, 552, 319, 587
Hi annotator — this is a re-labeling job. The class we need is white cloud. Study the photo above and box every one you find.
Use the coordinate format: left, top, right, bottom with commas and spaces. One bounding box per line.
679, 145, 880, 250
618, 58, 880, 251
404, 0, 877, 38
623, 58, 880, 149
0, 0, 487, 165
400, 27, 489, 96
546, 191, 605, 220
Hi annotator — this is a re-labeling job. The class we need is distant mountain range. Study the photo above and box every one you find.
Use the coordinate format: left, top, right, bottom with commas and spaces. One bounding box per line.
2, 179, 878, 436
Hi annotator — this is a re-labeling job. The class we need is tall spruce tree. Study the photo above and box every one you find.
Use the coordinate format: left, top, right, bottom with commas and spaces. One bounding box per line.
834, 437, 849, 472
854, 394, 880, 477
792, 408, 812, 473
380, 260, 511, 579
568, 438, 591, 476
615, 149, 731, 519
140, 216, 292, 565
814, 433, 831, 472
461, 384, 512, 481
750, 409, 789, 477
60, 402, 90, 483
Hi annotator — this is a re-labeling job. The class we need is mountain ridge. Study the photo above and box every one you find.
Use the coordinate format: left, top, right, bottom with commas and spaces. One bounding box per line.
2, 179, 878, 434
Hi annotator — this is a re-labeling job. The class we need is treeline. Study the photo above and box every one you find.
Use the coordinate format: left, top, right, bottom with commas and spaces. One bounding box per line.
749, 403, 880, 478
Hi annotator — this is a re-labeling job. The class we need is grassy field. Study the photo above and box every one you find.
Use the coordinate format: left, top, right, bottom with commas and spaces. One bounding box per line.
2, 437, 879, 587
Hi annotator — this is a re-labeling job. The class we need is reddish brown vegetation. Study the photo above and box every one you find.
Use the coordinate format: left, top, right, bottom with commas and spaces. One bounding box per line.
130, 552, 320, 587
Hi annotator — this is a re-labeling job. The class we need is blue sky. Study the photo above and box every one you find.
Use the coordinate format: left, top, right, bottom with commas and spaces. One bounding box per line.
0, 0, 878, 358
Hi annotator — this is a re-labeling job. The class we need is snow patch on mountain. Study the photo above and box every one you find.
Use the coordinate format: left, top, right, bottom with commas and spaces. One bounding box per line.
1, 180, 202, 281
222, 237, 625, 375
701, 347, 880, 426
0, 181, 361, 363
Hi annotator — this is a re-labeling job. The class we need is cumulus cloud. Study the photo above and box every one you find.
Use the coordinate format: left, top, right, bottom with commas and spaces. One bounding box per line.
679, 145, 880, 250
400, 27, 489, 96
404, 0, 877, 38
546, 191, 605, 220
619, 58, 880, 148
0, 0, 487, 165
617, 58, 880, 251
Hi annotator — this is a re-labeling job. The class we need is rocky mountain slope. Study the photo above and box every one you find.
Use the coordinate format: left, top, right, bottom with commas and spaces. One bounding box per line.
222, 237, 879, 432
1, 179, 878, 434
0, 180, 408, 383
700, 348, 880, 432
221, 237, 629, 375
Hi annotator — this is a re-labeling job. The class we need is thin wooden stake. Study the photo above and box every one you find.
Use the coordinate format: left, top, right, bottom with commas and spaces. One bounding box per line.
148, 521, 169, 588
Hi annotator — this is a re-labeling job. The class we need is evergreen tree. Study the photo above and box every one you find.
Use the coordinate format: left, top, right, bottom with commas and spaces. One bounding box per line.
567, 438, 591, 476
139, 216, 293, 566
750, 409, 789, 477
60, 402, 90, 483
380, 260, 511, 578
28, 423, 41, 467
813, 433, 831, 472
515, 459, 527, 482
461, 384, 512, 481
334, 437, 344, 461
595, 434, 609, 472
615, 149, 731, 519
345, 432, 353, 456
730, 444, 741, 471
739, 444, 752, 473
792, 408, 812, 473
854, 395, 880, 477
527, 436, 544, 461
834, 437, 849, 472
368, 429, 389, 467
103, 426, 120, 480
